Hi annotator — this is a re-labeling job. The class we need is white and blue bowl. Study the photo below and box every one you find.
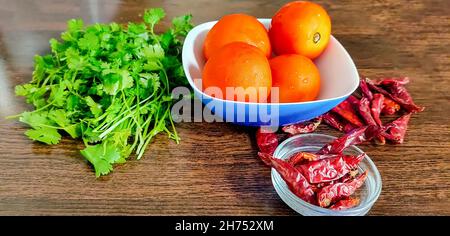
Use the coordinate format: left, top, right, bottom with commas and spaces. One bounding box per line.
182, 19, 359, 126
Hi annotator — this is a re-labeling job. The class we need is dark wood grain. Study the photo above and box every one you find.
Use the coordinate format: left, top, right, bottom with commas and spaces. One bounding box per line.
0, 0, 449, 215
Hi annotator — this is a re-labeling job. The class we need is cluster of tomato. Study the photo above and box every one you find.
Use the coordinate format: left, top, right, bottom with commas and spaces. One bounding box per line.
202, 1, 331, 103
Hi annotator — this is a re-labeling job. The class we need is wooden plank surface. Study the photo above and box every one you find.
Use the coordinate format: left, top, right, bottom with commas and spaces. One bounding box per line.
0, 0, 449, 215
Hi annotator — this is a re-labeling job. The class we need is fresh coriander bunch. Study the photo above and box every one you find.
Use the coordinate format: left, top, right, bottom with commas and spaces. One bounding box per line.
11, 8, 193, 177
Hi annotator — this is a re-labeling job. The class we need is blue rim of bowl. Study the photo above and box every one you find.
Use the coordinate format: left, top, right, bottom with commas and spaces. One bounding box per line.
271, 133, 382, 215
181, 19, 360, 106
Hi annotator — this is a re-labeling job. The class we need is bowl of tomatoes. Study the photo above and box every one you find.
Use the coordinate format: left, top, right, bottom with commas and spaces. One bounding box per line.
182, 1, 359, 126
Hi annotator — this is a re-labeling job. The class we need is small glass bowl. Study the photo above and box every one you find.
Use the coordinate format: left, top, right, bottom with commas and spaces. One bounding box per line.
272, 133, 382, 216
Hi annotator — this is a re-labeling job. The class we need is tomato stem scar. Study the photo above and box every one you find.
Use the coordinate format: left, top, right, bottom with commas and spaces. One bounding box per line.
313, 32, 321, 44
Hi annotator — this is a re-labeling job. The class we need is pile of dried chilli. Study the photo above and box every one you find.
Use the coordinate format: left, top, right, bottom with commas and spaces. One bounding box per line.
258, 126, 377, 209
255, 77, 424, 210
283, 76, 424, 144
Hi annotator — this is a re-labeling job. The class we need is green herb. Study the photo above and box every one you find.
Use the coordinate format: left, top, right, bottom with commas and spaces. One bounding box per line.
10, 8, 193, 177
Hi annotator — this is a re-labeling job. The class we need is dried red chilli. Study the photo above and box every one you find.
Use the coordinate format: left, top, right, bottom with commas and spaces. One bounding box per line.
371, 94, 384, 126
257, 151, 272, 167
322, 112, 355, 133
360, 78, 373, 101
334, 171, 358, 184
313, 171, 357, 189
382, 113, 411, 144
314, 180, 334, 189
322, 113, 343, 131
366, 124, 387, 138
287, 152, 305, 165
383, 79, 424, 113
296, 153, 365, 184
329, 197, 360, 210
375, 77, 410, 86
256, 127, 278, 155
282, 117, 322, 135
359, 96, 386, 144
345, 153, 365, 169
288, 152, 343, 165
338, 172, 355, 184
332, 100, 364, 127
287, 152, 318, 165
358, 97, 377, 126
317, 171, 368, 207
344, 123, 357, 133
258, 152, 316, 204
381, 97, 401, 115
346, 95, 361, 109
365, 77, 424, 113
317, 126, 379, 155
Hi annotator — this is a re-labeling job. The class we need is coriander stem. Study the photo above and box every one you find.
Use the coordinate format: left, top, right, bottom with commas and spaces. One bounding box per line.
167, 107, 180, 143
98, 113, 133, 139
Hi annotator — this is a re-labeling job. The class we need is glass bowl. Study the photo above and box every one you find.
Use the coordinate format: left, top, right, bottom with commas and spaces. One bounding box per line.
271, 133, 382, 216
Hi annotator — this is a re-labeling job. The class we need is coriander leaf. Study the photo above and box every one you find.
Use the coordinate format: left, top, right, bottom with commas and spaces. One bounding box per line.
110, 22, 121, 32
67, 19, 84, 32
143, 61, 161, 71
32, 55, 46, 81
32, 98, 47, 109
104, 102, 122, 123
61, 19, 84, 42
66, 95, 80, 111
49, 84, 68, 107
48, 109, 70, 127
85, 96, 102, 118
162, 95, 173, 102
159, 31, 173, 50
15, 84, 34, 96
82, 127, 102, 143
141, 44, 164, 60
111, 130, 132, 161
143, 8, 166, 30
49, 38, 61, 54
25, 127, 61, 145
101, 73, 120, 95
22, 84, 48, 109
127, 22, 147, 35
171, 14, 193, 37
101, 69, 134, 95
80, 142, 122, 177
78, 32, 100, 51
120, 70, 134, 90
65, 48, 85, 70
64, 124, 81, 139
19, 111, 53, 129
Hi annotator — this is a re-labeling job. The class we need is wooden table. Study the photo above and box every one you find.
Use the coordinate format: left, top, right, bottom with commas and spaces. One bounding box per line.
0, 0, 449, 216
